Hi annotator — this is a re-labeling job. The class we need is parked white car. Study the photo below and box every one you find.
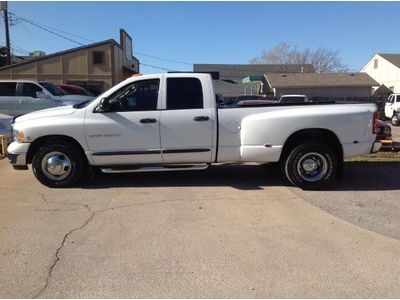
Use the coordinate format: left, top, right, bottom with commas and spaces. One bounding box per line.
0, 80, 94, 116
384, 94, 400, 126
0, 113, 12, 138
8, 73, 381, 189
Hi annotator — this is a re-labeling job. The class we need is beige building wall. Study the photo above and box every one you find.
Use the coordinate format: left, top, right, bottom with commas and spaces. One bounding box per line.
0, 41, 138, 93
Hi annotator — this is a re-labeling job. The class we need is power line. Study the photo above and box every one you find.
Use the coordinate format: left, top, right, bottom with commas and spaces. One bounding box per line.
11, 48, 28, 55
8, 12, 195, 71
10, 11, 95, 43
10, 43, 30, 55
139, 62, 175, 72
135, 51, 192, 66
9, 12, 84, 46
18, 22, 58, 51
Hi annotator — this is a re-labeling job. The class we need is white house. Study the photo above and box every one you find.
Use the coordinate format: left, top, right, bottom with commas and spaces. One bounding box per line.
361, 54, 400, 93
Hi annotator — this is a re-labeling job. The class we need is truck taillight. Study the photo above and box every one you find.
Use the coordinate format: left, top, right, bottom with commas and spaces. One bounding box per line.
373, 111, 380, 134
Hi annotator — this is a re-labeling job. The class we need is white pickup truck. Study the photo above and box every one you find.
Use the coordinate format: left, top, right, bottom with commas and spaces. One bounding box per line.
384, 93, 400, 125
8, 73, 381, 189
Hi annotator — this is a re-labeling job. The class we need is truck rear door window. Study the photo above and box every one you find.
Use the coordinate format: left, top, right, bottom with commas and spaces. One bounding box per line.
167, 78, 203, 110
0, 82, 17, 96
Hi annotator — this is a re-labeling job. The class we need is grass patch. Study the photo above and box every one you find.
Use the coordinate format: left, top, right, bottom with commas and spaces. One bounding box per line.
346, 151, 400, 162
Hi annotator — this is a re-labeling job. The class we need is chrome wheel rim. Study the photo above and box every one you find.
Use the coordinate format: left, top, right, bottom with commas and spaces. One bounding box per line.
297, 152, 328, 182
41, 151, 72, 181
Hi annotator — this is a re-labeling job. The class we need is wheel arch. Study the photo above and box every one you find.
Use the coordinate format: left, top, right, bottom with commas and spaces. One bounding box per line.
26, 135, 87, 165
280, 128, 344, 178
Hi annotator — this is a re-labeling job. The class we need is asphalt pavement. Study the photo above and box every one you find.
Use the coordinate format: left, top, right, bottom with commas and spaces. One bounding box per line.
0, 159, 400, 298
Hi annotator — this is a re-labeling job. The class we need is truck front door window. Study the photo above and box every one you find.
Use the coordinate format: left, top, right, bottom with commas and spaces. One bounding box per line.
108, 79, 160, 112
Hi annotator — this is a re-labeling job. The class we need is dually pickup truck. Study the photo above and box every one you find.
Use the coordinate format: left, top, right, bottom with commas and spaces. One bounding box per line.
8, 73, 381, 189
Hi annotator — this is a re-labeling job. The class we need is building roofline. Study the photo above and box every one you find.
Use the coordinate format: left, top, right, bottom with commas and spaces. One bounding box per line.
362, 53, 400, 71
360, 53, 378, 72
376, 53, 400, 70
193, 63, 314, 66
0, 39, 123, 71
265, 72, 379, 88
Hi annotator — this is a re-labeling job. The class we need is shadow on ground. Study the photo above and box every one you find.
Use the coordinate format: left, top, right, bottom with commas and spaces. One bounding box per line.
331, 161, 400, 191
77, 161, 400, 191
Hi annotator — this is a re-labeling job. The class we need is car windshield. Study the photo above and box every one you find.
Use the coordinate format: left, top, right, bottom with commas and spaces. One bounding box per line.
40, 82, 68, 96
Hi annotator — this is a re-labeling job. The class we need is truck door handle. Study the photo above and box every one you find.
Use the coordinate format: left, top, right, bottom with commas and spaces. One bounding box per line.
140, 118, 157, 124
18, 99, 25, 104
193, 116, 209, 121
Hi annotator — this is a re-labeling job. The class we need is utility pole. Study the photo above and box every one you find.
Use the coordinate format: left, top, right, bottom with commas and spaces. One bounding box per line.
1, 1, 11, 65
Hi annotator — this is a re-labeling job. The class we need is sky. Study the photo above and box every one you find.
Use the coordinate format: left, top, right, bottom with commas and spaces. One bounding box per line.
3, 1, 400, 74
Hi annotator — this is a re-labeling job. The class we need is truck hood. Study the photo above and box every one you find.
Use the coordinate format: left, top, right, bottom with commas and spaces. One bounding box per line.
15, 105, 77, 123
54, 94, 94, 103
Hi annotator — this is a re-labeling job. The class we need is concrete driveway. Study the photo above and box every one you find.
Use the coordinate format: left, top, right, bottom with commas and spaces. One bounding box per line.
0, 158, 400, 298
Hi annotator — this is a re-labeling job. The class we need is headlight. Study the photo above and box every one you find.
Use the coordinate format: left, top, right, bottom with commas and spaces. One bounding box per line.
13, 130, 25, 142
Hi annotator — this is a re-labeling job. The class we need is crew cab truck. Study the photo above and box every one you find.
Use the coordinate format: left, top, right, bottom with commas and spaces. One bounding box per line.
8, 73, 381, 189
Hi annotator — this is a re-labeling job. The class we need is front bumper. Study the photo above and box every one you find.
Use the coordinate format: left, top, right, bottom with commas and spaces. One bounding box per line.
7, 142, 30, 168
371, 141, 382, 153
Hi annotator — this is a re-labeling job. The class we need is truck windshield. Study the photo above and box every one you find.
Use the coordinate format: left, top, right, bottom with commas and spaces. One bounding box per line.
39, 82, 68, 96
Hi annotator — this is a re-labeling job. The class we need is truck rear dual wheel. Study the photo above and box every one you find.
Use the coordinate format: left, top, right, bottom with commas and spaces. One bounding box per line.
32, 142, 85, 188
282, 142, 338, 190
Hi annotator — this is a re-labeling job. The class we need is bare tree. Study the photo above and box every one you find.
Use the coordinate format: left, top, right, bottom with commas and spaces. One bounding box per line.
250, 43, 348, 72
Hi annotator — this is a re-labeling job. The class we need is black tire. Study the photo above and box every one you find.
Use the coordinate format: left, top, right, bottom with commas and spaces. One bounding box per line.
32, 142, 85, 188
281, 142, 338, 190
391, 114, 399, 126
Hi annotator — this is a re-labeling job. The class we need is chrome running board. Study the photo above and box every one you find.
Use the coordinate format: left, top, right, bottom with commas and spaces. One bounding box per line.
100, 163, 210, 174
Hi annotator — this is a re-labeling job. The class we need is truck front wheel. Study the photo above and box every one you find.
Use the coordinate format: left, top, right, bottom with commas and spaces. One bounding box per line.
32, 142, 85, 188
282, 142, 338, 190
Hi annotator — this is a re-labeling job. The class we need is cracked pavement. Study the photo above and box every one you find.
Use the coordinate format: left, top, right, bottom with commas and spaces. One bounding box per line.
0, 159, 400, 298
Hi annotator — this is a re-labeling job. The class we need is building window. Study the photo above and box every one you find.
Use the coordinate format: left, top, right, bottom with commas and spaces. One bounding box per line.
374, 59, 378, 69
93, 51, 105, 65
389, 86, 394, 92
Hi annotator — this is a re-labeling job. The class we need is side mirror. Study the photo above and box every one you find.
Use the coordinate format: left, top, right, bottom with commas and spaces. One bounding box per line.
98, 98, 110, 112
216, 94, 224, 105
